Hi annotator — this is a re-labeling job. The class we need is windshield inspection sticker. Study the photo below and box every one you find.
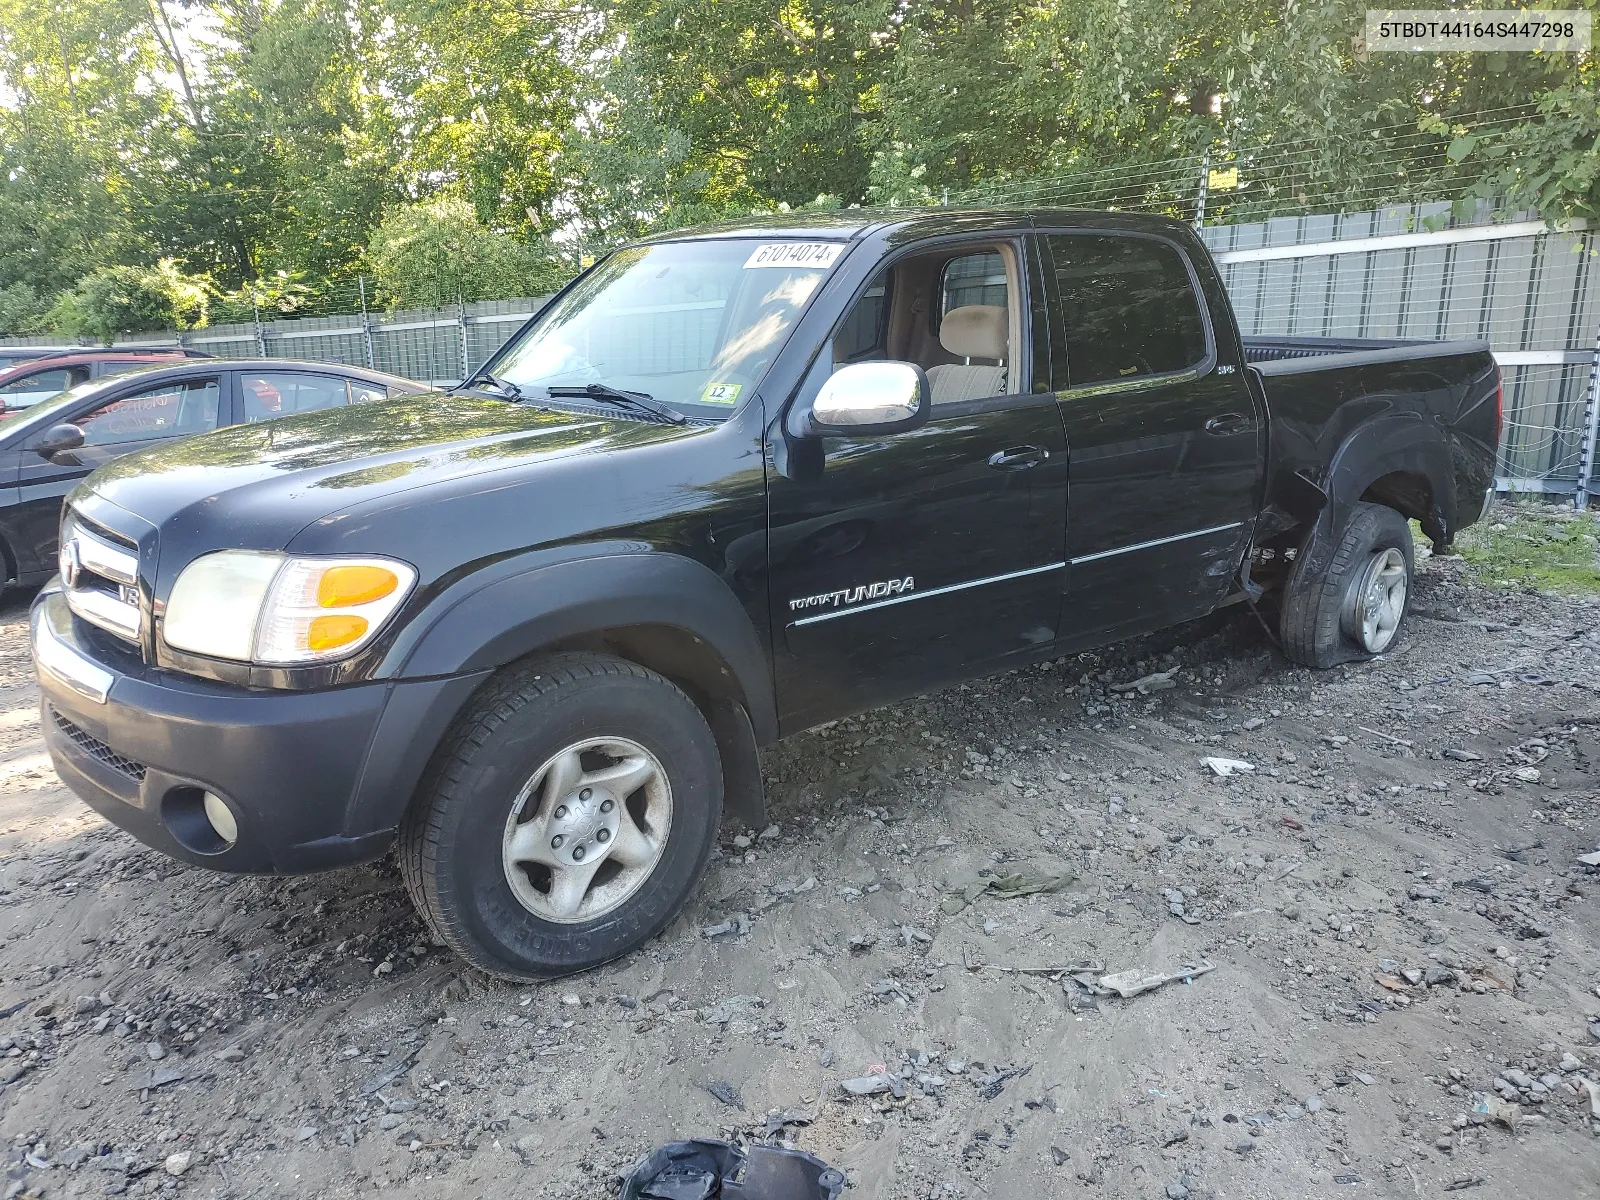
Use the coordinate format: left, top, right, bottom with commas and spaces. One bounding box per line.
699, 382, 743, 406
744, 242, 844, 270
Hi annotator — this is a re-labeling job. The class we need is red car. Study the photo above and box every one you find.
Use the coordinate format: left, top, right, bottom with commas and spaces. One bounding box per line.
0, 350, 209, 415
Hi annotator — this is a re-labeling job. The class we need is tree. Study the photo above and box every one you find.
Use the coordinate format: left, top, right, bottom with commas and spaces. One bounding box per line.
366, 198, 567, 309
44, 260, 212, 343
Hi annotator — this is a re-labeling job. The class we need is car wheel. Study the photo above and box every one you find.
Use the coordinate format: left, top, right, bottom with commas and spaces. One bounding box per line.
1280, 502, 1415, 669
398, 652, 722, 979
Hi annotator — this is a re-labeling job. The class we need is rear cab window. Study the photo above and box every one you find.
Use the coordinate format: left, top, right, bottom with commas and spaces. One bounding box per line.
1045, 234, 1209, 390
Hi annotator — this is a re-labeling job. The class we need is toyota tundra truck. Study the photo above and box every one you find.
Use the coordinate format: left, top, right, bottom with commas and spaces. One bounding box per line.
30, 209, 1500, 978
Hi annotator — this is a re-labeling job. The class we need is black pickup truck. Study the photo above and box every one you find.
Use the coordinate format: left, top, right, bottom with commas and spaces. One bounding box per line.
31, 210, 1500, 978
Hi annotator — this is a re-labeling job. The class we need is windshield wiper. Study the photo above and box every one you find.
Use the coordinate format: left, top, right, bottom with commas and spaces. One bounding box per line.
458, 369, 522, 399
542, 383, 687, 425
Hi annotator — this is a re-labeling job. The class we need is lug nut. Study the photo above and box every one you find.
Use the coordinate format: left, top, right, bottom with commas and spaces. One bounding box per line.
554, 805, 568, 819
596, 828, 610, 843
600, 799, 615, 813
580, 788, 593, 801
551, 835, 564, 849
572, 845, 586, 861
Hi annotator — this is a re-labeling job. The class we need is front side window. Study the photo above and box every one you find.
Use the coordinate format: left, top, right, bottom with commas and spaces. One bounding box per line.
77, 378, 221, 446
241, 372, 355, 421
1, 368, 73, 410
492, 238, 844, 417
1047, 234, 1208, 388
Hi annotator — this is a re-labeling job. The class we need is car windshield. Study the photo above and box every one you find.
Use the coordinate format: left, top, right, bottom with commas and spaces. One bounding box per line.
489, 238, 846, 417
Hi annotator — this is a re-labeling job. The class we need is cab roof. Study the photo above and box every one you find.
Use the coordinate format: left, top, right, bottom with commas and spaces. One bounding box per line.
638, 206, 1193, 245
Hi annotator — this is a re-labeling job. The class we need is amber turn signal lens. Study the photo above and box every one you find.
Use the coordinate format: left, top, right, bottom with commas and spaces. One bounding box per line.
306, 613, 369, 652
317, 565, 398, 608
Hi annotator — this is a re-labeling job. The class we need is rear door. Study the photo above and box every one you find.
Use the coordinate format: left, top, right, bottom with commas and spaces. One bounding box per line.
1041, 230, 1263, 642
238, 369, 374, 421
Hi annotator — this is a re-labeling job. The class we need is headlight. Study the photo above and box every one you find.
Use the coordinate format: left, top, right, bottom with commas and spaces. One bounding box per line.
163, 551, 417, 665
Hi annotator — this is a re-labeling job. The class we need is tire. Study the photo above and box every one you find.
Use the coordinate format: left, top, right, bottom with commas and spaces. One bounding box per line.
398, 652, 723, 979
1280, 502, 1415, 669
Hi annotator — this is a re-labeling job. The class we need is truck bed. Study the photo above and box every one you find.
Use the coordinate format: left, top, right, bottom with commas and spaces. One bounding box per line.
1242, 335, 1502, 544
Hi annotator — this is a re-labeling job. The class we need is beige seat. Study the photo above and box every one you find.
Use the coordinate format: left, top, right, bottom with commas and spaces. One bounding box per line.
927, 305, 1008, 405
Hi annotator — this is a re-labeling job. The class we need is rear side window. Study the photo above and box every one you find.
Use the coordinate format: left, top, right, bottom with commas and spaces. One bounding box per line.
1046, 234, 1207, 388
349, 381, 389, 405
241, 372, 356, 421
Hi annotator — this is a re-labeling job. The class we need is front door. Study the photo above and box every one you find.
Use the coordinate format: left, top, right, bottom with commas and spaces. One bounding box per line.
13, 375, 226, 568
1041, 230, 1264, 644
766, 235, 1069, 732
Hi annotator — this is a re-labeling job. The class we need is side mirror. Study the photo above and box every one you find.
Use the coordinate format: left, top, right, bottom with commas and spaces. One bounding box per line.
33, 424, 85, 459
800, 361, 930, 438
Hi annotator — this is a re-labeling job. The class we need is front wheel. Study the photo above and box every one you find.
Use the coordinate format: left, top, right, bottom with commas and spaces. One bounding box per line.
398, 653, 723, 979
1280, 502, 1415, 668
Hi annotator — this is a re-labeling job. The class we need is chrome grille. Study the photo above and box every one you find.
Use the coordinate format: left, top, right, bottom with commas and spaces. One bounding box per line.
61, 514, 141, 644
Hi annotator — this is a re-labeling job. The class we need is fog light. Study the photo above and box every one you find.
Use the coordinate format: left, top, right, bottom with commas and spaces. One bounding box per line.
203, 791, 238, 846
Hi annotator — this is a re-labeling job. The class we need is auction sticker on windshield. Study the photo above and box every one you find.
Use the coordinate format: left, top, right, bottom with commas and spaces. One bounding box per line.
699, 383, 743, 405
744, 242, 844, 269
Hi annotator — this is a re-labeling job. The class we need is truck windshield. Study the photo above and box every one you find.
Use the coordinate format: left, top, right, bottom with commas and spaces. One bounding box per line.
489, 238, 845, 418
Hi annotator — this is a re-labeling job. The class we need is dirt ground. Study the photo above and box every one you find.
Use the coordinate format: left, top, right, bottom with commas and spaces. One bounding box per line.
2, 536, 1599, 1200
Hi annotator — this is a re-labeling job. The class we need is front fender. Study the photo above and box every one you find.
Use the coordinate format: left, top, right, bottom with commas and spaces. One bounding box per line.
383, 551, 776, 742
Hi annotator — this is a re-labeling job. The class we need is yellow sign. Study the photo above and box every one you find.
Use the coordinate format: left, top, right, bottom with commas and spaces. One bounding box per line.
1208, 167, 1240, 191
700, 382, 743, 406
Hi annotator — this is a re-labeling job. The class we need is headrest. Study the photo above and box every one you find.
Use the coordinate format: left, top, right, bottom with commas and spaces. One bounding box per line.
939, 305, 1007, 360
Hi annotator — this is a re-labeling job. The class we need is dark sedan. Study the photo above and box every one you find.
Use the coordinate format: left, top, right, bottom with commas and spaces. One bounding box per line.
0, 359, 425, 588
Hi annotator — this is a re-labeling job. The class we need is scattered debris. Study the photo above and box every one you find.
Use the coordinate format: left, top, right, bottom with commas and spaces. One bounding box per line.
705, 1080, 744, 1110
619, 1139, 844, 1200
1201, 757, 1255, 777
700, 995, 764, 1027
941, 871, 1076, 915
1079, 963, 1217, 999
839, 1073, 891, 1096
1110, 668, 1179, 695
1470, 1091, 1521, 1129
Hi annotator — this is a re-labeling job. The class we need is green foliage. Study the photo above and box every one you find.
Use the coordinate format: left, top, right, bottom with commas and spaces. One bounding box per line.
44, 261, 213, 344
366, 199, 569, 310
0, 283, 51, 336
1456, 507, 1600, 595
212, 272, 317, 326
0, 0, 1596, 321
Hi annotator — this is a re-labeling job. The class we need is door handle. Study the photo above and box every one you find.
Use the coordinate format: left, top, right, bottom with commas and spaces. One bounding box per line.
1204, 413, 1250, 435
988, 445, 1045, 471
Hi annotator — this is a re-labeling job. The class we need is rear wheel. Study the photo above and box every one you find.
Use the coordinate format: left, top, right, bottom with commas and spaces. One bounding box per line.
1281, 502, 1415, 668
399, 652, 722, 979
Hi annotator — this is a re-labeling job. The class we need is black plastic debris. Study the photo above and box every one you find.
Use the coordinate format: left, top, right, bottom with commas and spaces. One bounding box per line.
619, 1139, 844, 1200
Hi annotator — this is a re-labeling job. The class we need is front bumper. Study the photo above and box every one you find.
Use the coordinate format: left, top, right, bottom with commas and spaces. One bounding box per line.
32, 588, 486, 874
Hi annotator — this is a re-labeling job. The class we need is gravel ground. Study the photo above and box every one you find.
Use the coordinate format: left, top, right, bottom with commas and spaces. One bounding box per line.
1, 542, 1599, 1199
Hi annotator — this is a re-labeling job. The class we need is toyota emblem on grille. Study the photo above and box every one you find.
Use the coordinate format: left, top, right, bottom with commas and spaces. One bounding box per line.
60, 539, 80, 589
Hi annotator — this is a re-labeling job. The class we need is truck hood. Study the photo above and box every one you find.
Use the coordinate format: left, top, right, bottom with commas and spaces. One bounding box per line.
77, 391, 697, 551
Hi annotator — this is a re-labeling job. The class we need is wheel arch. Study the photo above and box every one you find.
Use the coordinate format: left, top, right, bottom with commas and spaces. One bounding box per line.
1327, 415, 1454, 545
375, 552, 775, 828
